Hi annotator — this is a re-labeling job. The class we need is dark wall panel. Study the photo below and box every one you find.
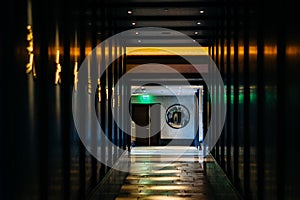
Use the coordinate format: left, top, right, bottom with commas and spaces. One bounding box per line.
211, 0, 300, 199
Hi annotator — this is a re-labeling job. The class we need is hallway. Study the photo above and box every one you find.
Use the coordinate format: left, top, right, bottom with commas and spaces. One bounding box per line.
1, 0, 300, 199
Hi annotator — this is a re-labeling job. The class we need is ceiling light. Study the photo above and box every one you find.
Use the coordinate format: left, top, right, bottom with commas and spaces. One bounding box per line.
132, 22, 136, 26
137, 39, 141, 43
135, 32, 139, 35
127, 10, 132, 14
197, 21, 201, 25
194, 31, 199, 35
200, 10, 204, 14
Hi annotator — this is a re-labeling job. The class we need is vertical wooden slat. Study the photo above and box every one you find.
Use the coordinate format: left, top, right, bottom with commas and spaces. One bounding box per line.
119, 45, 125, 150
257, 0, 265, 198
220, 14, 226, 169
90, 0, 98, 188
79, 0, 86, 196
99, 6, 107, 181
233, 0, 240, 189
276, 0, 286, 198
226, 0, 232, 180
243, 0, 250, 197
107, 7, 113, 170
35, 0, 50, 198
215, 29, 220, 163
62, 0, 71, 198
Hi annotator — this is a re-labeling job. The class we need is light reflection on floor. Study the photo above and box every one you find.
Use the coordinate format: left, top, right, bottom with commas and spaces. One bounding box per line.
89, 146, 241, 200
114, 146, 213, 200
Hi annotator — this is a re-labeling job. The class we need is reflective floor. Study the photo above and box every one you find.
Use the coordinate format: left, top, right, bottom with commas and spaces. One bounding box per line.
89, 147, 240, 200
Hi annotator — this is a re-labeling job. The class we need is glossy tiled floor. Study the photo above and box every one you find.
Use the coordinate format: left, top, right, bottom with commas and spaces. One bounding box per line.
89, 146, 241, 200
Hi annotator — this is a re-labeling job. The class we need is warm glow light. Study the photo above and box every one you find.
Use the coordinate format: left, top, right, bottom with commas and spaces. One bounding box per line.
54, 50, 61, 84
54, 64, 61, 84
85, 46, 93, 56
249, 46, 258, 55
55, 50, 60, 63
286, 46, 300, 55
126, 47, 209, 56
97, 78, 101, 102
74, 62, 78, 91
26, 24, 36, 77
54, 25, 62, 85
264, 46, 277, 55
87, 57, 92, 94
74, 31, 78, 62
222, 45, 279, 56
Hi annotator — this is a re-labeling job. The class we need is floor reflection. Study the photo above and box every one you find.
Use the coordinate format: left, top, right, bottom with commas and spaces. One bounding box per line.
89, 146, 215, 200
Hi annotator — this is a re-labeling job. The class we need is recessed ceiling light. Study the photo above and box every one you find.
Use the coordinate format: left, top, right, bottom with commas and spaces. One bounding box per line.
132, 22, 136, 26
128, 10, 132, 14
200, 10, 204, 14
137, 39, 141, 43
197, 21, 201, 25
135, 32, 139, 35
194, 31, 199, 35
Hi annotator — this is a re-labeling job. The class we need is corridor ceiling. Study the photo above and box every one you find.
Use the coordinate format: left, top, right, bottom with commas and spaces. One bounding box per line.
67, 0, 241, 84
75, 0, 229, 48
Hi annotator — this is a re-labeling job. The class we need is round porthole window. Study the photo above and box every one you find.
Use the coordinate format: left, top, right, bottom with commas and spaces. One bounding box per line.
165, 104, 190, 129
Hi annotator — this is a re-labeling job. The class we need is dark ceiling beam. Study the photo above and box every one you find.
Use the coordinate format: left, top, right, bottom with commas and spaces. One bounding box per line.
126, 43, 214, 47
127, 55, 211, 64
99, 25, 220, 31
110, 35, 215, 39
92, 1, 247, 8
111, 15, 225, 21
125, 41, 214, 47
